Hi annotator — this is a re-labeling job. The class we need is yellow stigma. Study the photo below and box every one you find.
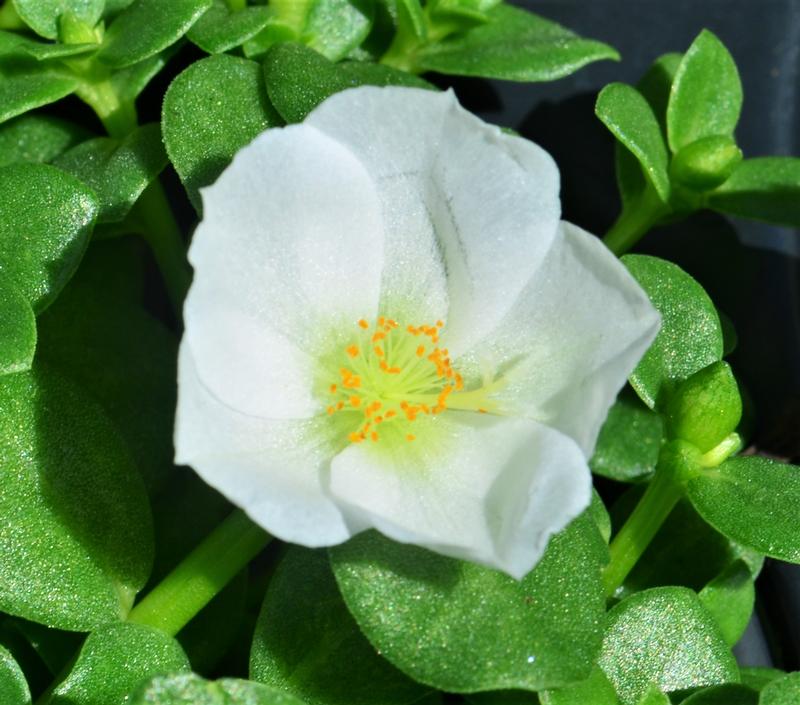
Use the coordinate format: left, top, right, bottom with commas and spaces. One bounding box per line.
322, 316, 502, 445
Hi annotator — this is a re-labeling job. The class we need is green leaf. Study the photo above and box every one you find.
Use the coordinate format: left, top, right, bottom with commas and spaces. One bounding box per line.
590, 389, 662, 482
251, 547, 429, 705
666, 30, 742, 153
0, 113, 90, 167
188, 0, 271, 54
739, 668, 785, 692
47, 623, 189, 705
590, 490, 611, 544
706, 157, 800, 228
663, 361, 741, 453
162, 53, 282, 211
595, 83, 670, 202
330, 513, 607, 693
0, 273, 35, 375
0, 162, 97, 313
761, 673, 800, 705
0, 59, 78, 125
11, 0, 103, 40
5, 618, 82, 679
680, 685, 758, 704
263, 42, 433, 124
0, 366, 153, 631
598, 587, 739, 705
98, 0, 213, 68
0, 30, 96, 60
618, 497, 762, 597
622, 255, 723, 409
670, 135, 742, 192
637, 53, 682, 130
698, 560, 754, 647
0, 645, 30, 705
687, 456, 800, 563
415, 5, 619, 81
130, 672, 310, 705
540, 667, 620, 705
111, 47, 180, 104
53, 123, 167, 223
465, 692, 537, 705
305, 0, 374, 61
37, 238, 178, 494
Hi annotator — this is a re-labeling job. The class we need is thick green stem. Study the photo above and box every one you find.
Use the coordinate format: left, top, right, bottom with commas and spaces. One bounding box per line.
136, 182, 192, 318
603, 189, 667, 256
602, 450, 687, 597
128, 511, 271, 636
76, 77, 138, 138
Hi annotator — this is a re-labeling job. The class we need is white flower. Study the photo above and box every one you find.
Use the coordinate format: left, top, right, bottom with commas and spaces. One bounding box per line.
175, 86, 659, 579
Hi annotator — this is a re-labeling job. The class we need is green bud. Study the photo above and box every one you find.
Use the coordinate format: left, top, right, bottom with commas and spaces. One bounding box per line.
58, 11, 103, 45
664, 361, 742, 453
670, 135, 743, 191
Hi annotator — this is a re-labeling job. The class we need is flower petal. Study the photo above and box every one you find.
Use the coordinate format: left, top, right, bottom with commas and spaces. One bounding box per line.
328, 413, 591, 579
460, 221, 660, 456
175, 345, 350, 546
305, 87, 560, 341
184, 123, 385, 418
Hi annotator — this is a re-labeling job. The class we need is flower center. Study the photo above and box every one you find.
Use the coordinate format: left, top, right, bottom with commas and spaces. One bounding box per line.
324, 317, 501, 444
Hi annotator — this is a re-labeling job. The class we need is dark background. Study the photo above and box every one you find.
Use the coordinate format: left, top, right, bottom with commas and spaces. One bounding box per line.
437, 0, 800, 671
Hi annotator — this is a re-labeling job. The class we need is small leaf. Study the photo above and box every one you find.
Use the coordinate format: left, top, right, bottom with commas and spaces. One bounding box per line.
706, 157, 800, 228
0, 59, 78, 125
622, 255, 723, 409
761, 673, 800, 705
162, 53, 282, 211
11, 0, 103, 40
415, 5, 619, 81
590, 490, 611, 544
264, 42, 433, 124
666, 30, 742, 153
680, 684, 758, 704
540, 666, 620, 705
739, 668, 785, 692
188, 0, 271, 54
0, 30, 96, 60
305, 0, 374, 61
598, 587, 739, 705
595, 83, 670, 202
590, 389, 662, 482
251, 547, 428, 705
670, 135, 742, 192
687, 456, 800, 563
330, 514, 607, 693
53, 123, 167, 223
0, 113, 90, 168
0, 162, 97, 313
663, 361, 741, 453
37, 238, 178, 494
47, 623, 189, 705
98, 0, 213, 68
112, 47, 180, 104
130, 672, 310, 705
0, 366, 153, 631
0, 273, 35, 375
0, 645, 30, 705
698, 560, 754, 647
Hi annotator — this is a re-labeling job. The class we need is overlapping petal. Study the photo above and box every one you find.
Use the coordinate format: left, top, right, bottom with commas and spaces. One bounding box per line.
329, 413, 591, 578
184, 124, 385, 419
305, 87, 561, 346
175, 345, 351, 546
457, 221, 660, 456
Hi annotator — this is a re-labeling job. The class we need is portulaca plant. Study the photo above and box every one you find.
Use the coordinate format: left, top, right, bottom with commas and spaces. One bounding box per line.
0, 2, 799, 705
